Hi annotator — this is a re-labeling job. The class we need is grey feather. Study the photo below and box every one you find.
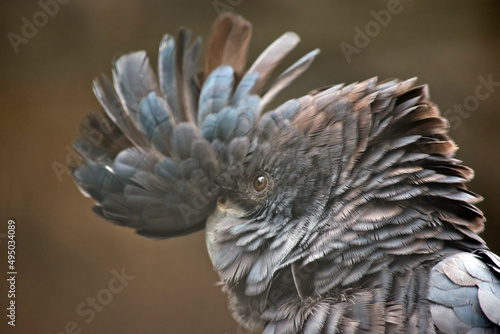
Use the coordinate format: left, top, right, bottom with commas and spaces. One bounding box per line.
247, 32, 300, 92
259, 48, 320, 112
197, 65, 234, 124
112, 51, 158, 122
138, 92, 174, 140
71, 13, 500, 334
158, 34, 181, 120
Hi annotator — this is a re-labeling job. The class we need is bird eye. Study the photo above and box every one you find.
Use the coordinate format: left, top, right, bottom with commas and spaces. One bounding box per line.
253, 174, 268, 192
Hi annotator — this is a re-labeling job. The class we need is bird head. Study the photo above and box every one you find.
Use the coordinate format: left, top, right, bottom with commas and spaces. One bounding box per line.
71, 13, 487, 311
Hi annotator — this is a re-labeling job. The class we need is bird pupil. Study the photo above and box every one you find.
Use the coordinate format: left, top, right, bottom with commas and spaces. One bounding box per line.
254, 175, 267, 191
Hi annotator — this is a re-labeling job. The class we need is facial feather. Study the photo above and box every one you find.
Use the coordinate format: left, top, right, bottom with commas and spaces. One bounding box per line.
71, 13, 500, 333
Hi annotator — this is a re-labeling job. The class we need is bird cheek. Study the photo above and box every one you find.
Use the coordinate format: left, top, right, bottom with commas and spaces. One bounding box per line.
205, 197, 246, 265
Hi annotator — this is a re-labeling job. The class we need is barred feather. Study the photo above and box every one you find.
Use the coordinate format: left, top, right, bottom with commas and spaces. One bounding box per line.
71, 13, 500, 333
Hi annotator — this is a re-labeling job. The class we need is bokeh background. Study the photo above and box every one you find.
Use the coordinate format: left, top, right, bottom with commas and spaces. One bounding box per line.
1, 1, 500, 333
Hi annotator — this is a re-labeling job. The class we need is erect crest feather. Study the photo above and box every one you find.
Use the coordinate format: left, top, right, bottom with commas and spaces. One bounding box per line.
71, 13, 319, 238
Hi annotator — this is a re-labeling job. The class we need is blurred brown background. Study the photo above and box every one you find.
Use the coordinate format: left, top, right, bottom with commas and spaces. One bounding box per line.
1, 1, 500, 333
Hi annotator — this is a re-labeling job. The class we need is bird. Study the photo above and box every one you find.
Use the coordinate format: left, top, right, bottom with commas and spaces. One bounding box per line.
70, 13, 500, 333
